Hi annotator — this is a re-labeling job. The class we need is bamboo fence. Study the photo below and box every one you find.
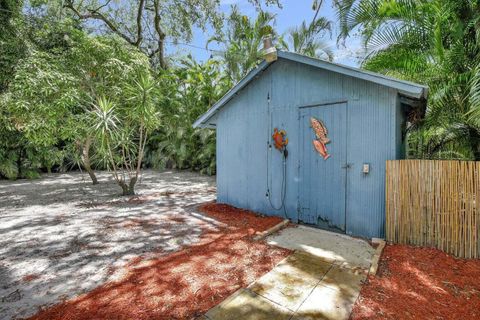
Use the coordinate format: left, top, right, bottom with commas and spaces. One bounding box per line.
386, 160, 480, 258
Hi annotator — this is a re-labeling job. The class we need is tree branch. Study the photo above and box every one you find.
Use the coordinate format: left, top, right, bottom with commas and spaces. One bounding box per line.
92, 0, 112, 12
63, 0, 137, 46
311, 0, 323, 25
148, 47, 161, 58
153, 0, 167, 68
134, 0, 146, 46
64, 0, 168, 68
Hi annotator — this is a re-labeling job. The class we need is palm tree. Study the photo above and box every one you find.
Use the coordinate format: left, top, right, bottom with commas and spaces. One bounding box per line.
279, 17, 333, 60
145, 56, 229, 175
334, 0, 480, 160
208, 5, 277, 82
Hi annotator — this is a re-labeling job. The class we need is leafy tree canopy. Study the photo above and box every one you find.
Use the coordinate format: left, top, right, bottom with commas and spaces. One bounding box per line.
208, 5, 277, 82
29, 0, 224, 69
335, 0, 480, 160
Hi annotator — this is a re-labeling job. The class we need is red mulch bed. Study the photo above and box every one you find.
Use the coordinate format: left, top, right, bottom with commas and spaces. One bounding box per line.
27, 203, 290, 320
351, 244, 480, 320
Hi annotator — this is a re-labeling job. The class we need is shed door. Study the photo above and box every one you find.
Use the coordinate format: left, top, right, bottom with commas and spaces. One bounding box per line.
299, 102, 347, 232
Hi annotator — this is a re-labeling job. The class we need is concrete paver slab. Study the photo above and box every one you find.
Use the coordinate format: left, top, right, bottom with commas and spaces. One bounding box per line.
292, 284, 357, 320
320, 266, 366, 296
249, 252, 332, 310
205, 225, 375, 320
274, 251, 333, 281
284, 251, 331, 267
266, 226, 375, 269
206, 289, 293, 320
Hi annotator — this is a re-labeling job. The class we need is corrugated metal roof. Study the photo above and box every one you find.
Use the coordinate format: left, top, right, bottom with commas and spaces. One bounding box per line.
193, 51, 429, 128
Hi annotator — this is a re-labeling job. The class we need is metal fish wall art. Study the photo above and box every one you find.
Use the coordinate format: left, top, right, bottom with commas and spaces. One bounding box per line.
310, 117, 331, 160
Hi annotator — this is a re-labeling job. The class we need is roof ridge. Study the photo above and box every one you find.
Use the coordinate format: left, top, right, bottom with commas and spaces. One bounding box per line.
193, 51, 428, 128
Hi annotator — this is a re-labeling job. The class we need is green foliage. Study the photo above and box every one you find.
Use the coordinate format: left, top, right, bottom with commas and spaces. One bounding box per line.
0, 0, 26, 92
89, 72, 159, 195
0, 18, 150, 179
335, 0, 480, 160
279, 17, 333, 60
57, 0, 224, 68
0, 7, 226, 180
208, 5, 277, 82
0, 149, 18, 180
145, 57, 230, 175
1, 0, 310, 182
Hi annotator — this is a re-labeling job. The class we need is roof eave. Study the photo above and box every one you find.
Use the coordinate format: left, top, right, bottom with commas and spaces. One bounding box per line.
193, 51, 429, 128
277, 51, 428, 100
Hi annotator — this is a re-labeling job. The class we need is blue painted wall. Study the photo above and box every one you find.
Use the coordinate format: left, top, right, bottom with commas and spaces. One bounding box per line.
214, 58, 404, 239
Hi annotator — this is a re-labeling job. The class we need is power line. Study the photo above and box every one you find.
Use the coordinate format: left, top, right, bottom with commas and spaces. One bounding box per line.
164, 40, 221, 54
1, 7, 359, 60
0, 7, 238, 58
154, 39, 261, 60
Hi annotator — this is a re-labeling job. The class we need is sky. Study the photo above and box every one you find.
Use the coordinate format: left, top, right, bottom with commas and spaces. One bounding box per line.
166, 0, 364, 67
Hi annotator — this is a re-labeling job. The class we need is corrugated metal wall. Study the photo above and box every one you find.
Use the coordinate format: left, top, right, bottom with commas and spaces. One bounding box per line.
298, 102, 348, 230
215, 58, 402, 238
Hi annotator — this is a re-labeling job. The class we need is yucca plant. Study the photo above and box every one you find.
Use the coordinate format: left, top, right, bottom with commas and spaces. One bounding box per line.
90, 72, 158, 196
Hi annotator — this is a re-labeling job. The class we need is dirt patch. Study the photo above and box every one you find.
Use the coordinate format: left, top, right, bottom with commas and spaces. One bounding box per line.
351, 244, 480, 320
121, 217, 159, 230
21, 274, 41, 283
26, 203, 291, 320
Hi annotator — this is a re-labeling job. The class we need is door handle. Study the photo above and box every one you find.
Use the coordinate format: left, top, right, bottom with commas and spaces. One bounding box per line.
342, 163, 352, 169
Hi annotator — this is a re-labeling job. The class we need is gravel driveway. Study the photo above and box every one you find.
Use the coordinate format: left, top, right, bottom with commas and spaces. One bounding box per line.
0, 170, 216, 320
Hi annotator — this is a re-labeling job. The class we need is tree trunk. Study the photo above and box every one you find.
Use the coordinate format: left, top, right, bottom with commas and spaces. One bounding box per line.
17, 147, 23, 178
81, 137, 99, 185
119, 178, 136, 196
158, 36, 166, 69
153, 0, 167, 69
471, 130, 480, 161
129, 176, 137, 194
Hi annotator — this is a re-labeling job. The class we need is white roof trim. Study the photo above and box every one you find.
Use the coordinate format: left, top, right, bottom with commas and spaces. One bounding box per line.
279, 51, 428, 99
193, 51, 428, 128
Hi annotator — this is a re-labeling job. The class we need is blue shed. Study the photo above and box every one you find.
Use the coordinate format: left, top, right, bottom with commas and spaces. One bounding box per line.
193, 51, 428, 239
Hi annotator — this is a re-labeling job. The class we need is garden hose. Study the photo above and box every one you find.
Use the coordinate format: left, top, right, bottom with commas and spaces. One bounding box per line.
267, 147, 288, 218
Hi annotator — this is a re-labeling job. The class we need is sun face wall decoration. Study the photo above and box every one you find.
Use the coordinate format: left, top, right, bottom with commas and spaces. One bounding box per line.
310, 117, 331, 160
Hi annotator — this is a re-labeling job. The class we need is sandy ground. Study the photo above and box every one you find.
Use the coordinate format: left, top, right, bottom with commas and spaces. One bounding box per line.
27, 203, 289, 320
0, 170, 216, 320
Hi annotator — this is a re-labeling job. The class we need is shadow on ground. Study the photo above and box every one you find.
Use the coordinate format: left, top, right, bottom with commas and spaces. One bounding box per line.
0, 170, 215, 319
20, 204, 290, 320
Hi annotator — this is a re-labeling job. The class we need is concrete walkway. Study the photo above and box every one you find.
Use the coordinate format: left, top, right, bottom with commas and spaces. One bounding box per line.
205, 225, 376, 320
